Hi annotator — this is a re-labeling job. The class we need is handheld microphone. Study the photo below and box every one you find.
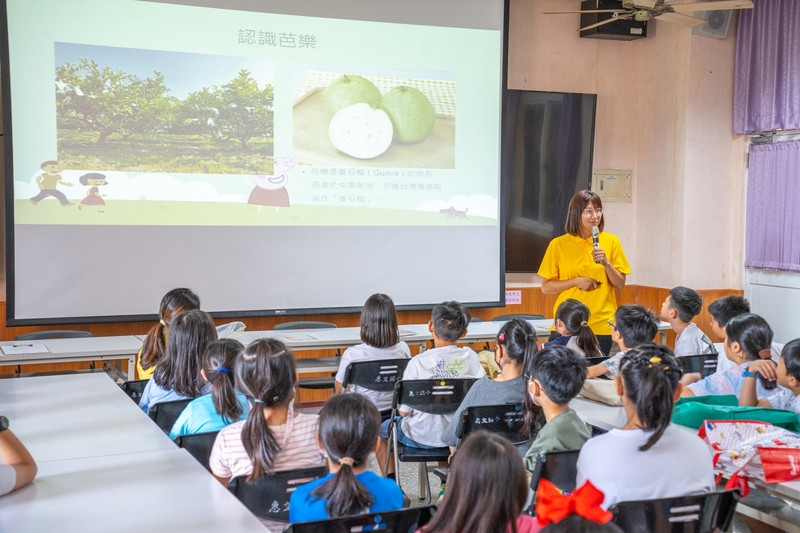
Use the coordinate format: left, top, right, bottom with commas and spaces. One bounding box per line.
591, 226, 600, 264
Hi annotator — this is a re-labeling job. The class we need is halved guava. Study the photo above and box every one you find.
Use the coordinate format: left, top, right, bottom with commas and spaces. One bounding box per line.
328, 103, 394, 159
379, 86, 436, 142
324, 75, 383, 118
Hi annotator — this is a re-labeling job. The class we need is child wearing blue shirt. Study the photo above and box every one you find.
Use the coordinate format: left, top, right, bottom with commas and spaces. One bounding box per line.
289, 394, 403, 522
169, 339, 249, 440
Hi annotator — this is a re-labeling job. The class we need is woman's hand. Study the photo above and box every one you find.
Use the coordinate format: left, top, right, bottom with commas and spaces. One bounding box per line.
592, 248, 609, 266
574, 277, 600, 291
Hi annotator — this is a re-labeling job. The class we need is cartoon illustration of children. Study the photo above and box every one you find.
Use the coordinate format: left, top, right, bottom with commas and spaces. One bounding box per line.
30, 160, 74, 206
78, 173, 108, 213
247, 156, 296, 212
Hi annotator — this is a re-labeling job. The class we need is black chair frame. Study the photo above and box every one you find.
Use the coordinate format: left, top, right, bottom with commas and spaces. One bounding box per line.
120, 379, 149, 403
341, 358, 410, 414
677, 353, 720, 379
148, 398, 193, 433
174, 430, 220, 472
229, 465, 329, 522
282, 504, 436, 533
610, 490, 740, 533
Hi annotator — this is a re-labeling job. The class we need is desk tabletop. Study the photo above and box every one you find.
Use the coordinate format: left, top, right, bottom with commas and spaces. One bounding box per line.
0, 448, 266, 533
0, 373, 175, 462
0, 335, 143, 362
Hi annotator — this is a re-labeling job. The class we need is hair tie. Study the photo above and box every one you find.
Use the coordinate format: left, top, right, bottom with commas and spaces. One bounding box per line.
526, 333, 537, 342
252, 398, 264, 404
159, 319, 167, 327
498, 333, 506, 343
338, 457, 355, 467
535, 479, 613, 527
758, 348, 772, 360
217, 366, 228, 374
580, 321, 588, 327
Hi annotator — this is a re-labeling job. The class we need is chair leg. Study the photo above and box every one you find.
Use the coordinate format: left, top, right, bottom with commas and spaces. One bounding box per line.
418, 463, 428, 501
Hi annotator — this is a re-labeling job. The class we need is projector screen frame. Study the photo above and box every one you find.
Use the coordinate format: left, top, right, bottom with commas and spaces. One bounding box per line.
1, 0, 510, 326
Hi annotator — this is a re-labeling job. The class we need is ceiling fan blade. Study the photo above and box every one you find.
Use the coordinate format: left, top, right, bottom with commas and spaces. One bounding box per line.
543, 10, 628, 14
578, 16, 624, 32
657, 11, 708, 26
670, 0, 754, 14
636, 0, 658, 8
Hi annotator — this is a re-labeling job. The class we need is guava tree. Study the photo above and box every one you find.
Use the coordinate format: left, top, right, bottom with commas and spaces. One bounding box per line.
183, 70, 274, 148
56, 58, 176, 144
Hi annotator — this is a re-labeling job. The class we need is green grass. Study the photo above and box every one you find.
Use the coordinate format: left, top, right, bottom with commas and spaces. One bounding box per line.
15, 199, 496, 227
57, 130, 274, 174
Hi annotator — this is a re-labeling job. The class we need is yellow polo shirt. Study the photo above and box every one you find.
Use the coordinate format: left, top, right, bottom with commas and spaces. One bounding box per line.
538, 231, 630, 336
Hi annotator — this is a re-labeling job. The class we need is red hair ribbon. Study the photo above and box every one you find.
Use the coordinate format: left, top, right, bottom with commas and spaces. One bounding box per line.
535, 479, 613, 527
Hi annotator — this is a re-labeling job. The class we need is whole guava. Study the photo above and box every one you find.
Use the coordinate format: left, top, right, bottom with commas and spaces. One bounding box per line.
328, 103, 394, 159
324, 75, 383, 117
379, 86, 436, 142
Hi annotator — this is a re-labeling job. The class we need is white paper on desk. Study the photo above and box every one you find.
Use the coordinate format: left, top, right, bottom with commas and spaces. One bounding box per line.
1, 344, 50, 355
276, 334, 317, 342
398, 329, 416, 337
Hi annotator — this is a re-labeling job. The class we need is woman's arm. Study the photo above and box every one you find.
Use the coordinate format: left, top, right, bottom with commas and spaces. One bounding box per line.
541, 277, 599, 294
592, 248, 626, 291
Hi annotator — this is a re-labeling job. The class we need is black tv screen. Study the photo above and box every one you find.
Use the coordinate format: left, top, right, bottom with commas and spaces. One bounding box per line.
502, 90, 597, 273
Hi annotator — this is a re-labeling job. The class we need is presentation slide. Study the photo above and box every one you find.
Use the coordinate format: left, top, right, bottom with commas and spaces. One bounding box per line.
3, 0, 505, 322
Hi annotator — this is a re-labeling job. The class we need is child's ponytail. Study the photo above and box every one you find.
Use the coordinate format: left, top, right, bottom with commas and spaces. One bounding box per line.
310, 394, 378, 517
726, 314, 775, 391
521, 329, 541, 436
236, 339, 297, 482
203, 339, 244, 424
618, 344, 682, 451
556, 299, 602, 358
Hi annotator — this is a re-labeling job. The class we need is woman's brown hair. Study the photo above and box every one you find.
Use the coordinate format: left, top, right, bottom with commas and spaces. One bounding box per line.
140, 288, 201, 371
564, 190, 604, 237
424, 431, 528, 533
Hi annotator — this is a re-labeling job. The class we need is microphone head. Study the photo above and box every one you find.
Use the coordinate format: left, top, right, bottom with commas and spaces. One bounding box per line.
591, 226, 599, 237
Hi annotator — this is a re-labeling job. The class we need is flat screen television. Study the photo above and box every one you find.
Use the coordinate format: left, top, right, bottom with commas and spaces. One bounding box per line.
502, 90, 597, 273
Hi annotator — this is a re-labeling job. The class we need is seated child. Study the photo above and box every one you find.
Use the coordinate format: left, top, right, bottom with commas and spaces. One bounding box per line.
139, 309, 217, 414
289, 394, 403, 522
334, 293, 411, 412
542, 299, 603, 358
376, 301, 486, 478
660, 286, 715, 357
683, 314, 778, 401
708, 296, 781, 375
442, 318, 535, 455
586, 305, 659, 379
577, 344, 715, 509
535, 479, 624, 533
739, 339, 800, 413
420, 431, 538, 533
169, 338, 250, 440
137, 288, 200, 379
523, 345, 591, 473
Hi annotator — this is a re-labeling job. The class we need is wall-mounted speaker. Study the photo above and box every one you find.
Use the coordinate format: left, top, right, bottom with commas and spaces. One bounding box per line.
691, 10, 732, 39
580, 0, 648, 41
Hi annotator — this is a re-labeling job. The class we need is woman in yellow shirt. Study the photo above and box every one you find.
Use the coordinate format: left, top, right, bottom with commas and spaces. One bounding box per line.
137, 288, 201, 379
538, 190, 630, 355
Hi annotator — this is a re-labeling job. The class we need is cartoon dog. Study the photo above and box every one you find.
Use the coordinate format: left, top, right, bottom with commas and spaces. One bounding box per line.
440, 206, 469, 219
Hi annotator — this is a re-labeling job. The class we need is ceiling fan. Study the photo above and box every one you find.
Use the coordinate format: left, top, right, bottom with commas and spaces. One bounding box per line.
543, 0, 754, 32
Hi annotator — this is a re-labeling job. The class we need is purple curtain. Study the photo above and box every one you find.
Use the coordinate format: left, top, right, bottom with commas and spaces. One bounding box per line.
733, 0, 800, 134
745, 140, 800, 272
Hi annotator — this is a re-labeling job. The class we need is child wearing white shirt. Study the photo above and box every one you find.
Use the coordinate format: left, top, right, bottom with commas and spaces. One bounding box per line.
586, 305, 659, 379
334, 293, 411, 412
577, 344, 715, 509
740, 339, 800, 414
660, 286, 715, 357
375, 301, 486, 479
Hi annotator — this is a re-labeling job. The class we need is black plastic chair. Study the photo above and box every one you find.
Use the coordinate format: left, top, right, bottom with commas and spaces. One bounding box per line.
386, 378, 477, 502
529, 449, 581, 494
228, 465, 329, 521
14, 330, 92, 341
491, 314, 545, 322
586, 356, 610, 366
677, 353, 720, 379
148, 398, 193, 432
174, 430, 219, 472
120, 379, 149, 403
341, 358, 410, 414
274, 321, 339, 390
610, 490, 740, 533
283, 505, 436, 533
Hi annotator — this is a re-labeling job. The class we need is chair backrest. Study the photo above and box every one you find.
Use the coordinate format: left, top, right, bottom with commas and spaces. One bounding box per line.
283, 505, 436, 533
228, 465, 329, 521
491, 314, 545, 322
469, 317, 484, 323
174, 430, 220, 472
677, 353, 719, 379
14, 330, 92, 341
455, 403, 528, 449
610, 490, 740, 533
529, 449, 581, 494
273, 321, 337, 331
392, 378, 478, 415
148, 398, 193, 432
120, 379, 149, 403
341, 359, 410, 392
586, 356, 610, 366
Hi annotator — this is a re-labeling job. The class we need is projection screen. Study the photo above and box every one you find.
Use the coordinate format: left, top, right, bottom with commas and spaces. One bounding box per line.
2, 0, 507, 324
